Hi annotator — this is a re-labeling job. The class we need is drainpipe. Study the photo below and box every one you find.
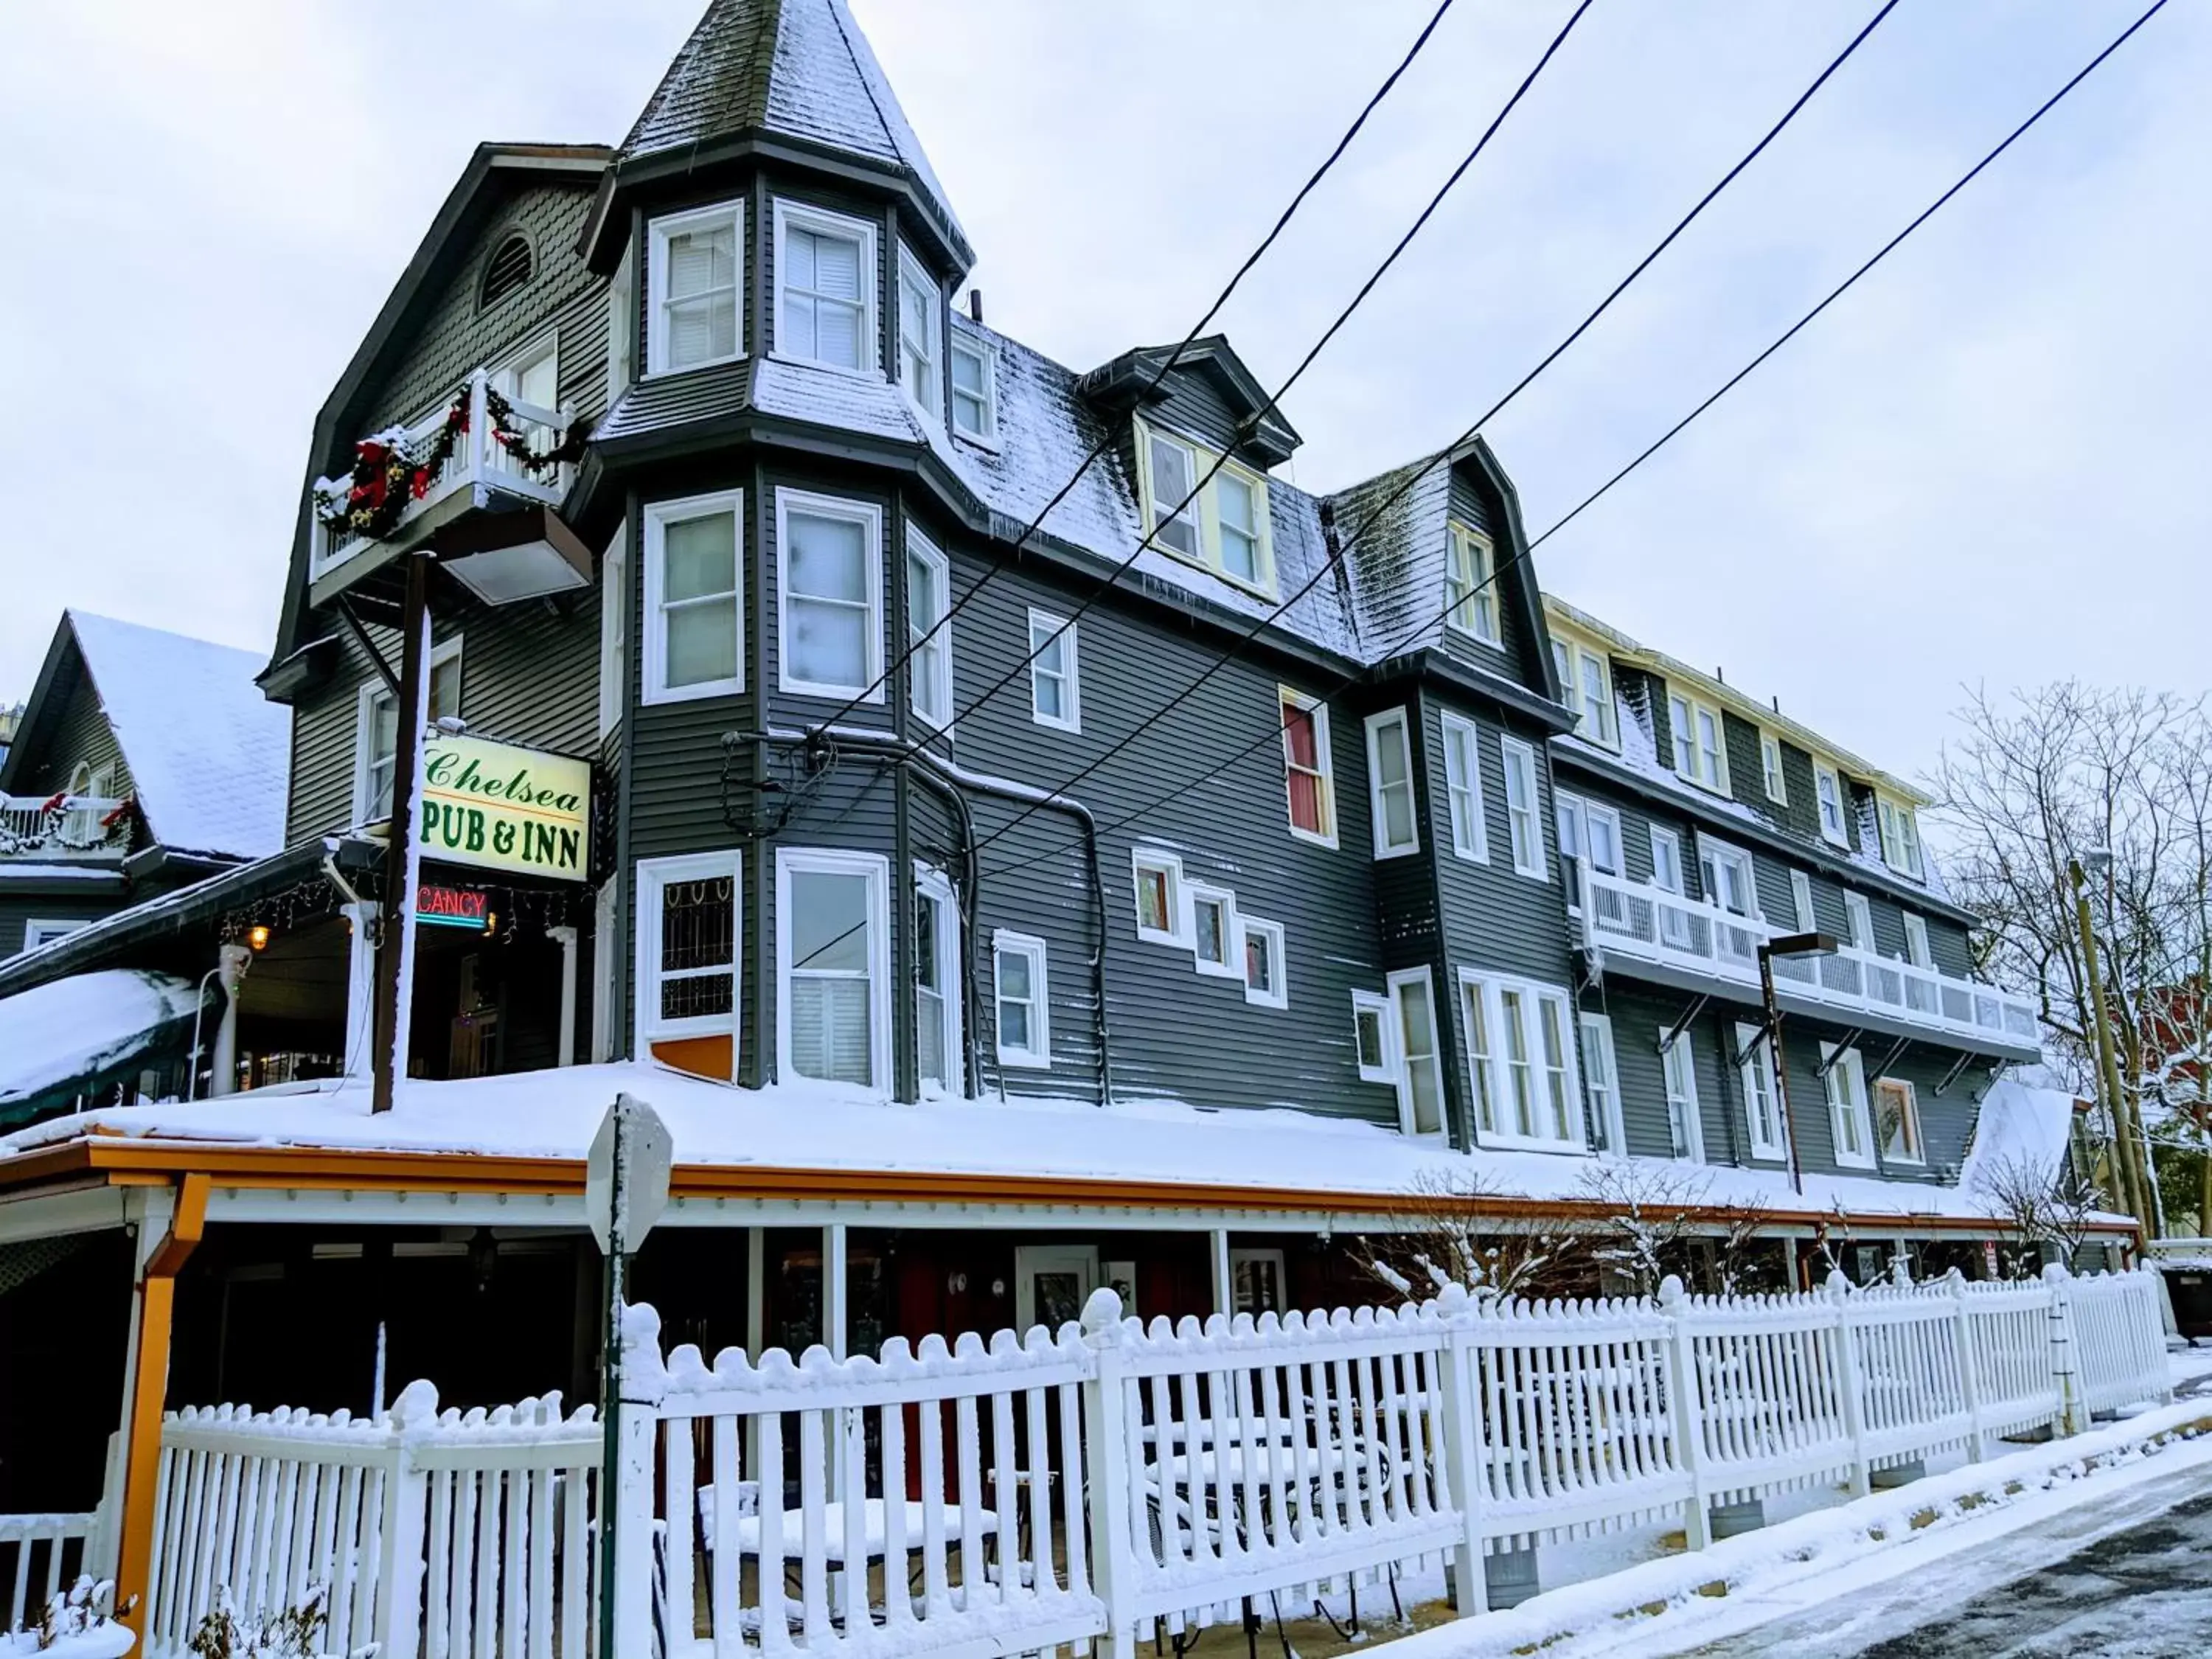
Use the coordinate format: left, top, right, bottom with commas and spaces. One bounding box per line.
210, 944, 253, 1097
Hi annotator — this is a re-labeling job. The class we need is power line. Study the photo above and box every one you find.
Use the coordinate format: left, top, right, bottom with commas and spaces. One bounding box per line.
964, 0, 1900, 863
974, 0, 2164, 884
938, 0, 1599, 734
805, 0, 1463, 733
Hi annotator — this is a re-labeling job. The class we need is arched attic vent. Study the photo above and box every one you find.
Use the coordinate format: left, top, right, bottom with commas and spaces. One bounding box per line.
479, 232, 534, 310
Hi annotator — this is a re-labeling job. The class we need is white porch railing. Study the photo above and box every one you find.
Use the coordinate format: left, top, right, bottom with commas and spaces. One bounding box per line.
1581, 866, 2041, 1051
1, 1510, 105, 1635
100, 1265, 2167, 1655
310, 370, 574, 582
0, 793, 130, 860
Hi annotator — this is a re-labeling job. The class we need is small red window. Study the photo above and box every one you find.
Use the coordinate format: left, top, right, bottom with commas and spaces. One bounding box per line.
1282, 698, 1329, 838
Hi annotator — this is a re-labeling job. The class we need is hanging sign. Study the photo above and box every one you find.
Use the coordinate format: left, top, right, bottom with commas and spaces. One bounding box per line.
416, 883, 492, 931
417, 733, 591, 880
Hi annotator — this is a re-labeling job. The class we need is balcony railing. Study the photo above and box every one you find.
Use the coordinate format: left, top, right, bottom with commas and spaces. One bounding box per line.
1581, 864, 2041, 1053
0, 793, 130, 861
310, 370, 574, 581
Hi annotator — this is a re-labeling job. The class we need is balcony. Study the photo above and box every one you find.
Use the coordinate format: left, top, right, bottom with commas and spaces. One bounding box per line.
309, 372, 580, 598
1580, 866, 2041, 1058
0, 793, 131, 863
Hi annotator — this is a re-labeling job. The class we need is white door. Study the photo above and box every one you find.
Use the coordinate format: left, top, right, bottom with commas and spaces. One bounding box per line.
1014, 1245, 1098, 1335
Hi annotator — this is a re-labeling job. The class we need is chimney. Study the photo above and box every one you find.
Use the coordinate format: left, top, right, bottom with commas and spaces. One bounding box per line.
967, 288, 984, 323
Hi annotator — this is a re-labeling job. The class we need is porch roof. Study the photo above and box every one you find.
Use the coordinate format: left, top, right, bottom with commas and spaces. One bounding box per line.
0, 1062, 2126, 1239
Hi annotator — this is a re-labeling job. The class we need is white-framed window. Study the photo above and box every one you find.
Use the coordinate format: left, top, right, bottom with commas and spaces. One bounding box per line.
1736, 1021, 1786, 1161
1579, 1012, 1625, 1156
1239, 915, 1287, 1009
1028, 608, 1080, 731
1365, 708, 1419, 859
1231, 1248, 1289, 1318
353, 636, 462, 824
646, 200, 743, 375
1444, 522, 1498, 644
1500, 737, 1545, 878
1551, 639, 1616, 746
992, 930, 1051, 1068
914, 863, 963, 1096
1130, 846, 1186, 947
1700, 838, 1761, 922
1814, 762, 1849, 846
1876, 1076, 1924, 1164
1668, 693, 1730, 794
1461, 970, 1581, 1150
949, 328, 998, 445
1661, 1033, 1705, 1162
1216, 471, 1265, 588
492, 332, 560, 425
1877, 796, 1924, 878
20, 919, 87, 953
1650, 826, 1685, 894
1188, 883, 1239, 978
1902, 912, 1932, 969
1556, 792, 1621, 912
1790, 869, 1817, 933
1131, 415, 1277, 596
1279, 688, 1336, 846
1760, 733, 1787, 804
776, 847, 891, 1091
634, 850, 740, 1056
1388, 966, 1446, 1136
643, 491, 743, 704
1440, 712, 1489, 863
1844, 890, 1874, 950
895, 243, 941, 416
1821, 1043, 1875, 1169
773, 200, 877, 374
905, 527, 953, 729
776, 490, 883, 700
1140, 424, 1201, 558
597, 523, 628, 737
1351, 990, 1397, 1084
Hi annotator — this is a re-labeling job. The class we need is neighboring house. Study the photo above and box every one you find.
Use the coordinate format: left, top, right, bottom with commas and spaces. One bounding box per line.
0, 611, 289, 961
0, 0, 2110, 1451
0, 701, 21, 770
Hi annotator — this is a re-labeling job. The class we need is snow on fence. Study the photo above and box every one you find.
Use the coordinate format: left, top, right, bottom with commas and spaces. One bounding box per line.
1, 1511, 103, 1635
141, 1383, 600, 1659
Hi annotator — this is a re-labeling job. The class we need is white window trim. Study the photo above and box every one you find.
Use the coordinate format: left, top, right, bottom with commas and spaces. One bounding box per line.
905, 526, 953, 731
1661, 1031, 1706, 1163
1186, 882, 1241, 979
1229, 1246, 1290, 1317
634, 849, 742, 1054
1760, 732, 1788, 804
1877, 796, 1925, 879
1902, 912, 1933, 970
1459, 967, 1585, 1153
1580, 1011, 1627, 1158
21, 919, 88, 953
1365, 707, 1420, 860
1844, 890, 1874, 951
1736, 1021, 1787, 1162
352, 634, 463, 826
597, 522, 629, 738
1237, 914, 1288, 1010
771, 198, 880, 378
641, 491, 745, 706
646, 199, 745, 378
1444, 522, 1500, 645
1649, 825, 1686, 894
1027, 608, 1081, 732
992, 928, 1052, 1069
774, 846, 892, 1094
1130, 846, 1188, 947
1385, 965, 1446, 1138
1876, 1074, 1927, 1166
1439, 711, 1489, 863
776, 488, 884, 702
1698, 833, 1765, 921
1669, 692, 1732, 796
1131, 413, 1277, 599
1790, 869, 1817, 933
1500, 736, 1546, 880
894, 241, 942, 423
1279, 686, 1338, 849
1822, 1043, 1877, 1170
948, 328, 1000, 449
1351, 989, 1398, 1085
914, 862, 964, 1097
1555, 639, 1617, 748
1814, 762, 1851, 847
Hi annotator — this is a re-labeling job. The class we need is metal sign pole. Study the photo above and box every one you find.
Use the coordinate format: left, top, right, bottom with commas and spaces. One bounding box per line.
596, 1097, 627, 1659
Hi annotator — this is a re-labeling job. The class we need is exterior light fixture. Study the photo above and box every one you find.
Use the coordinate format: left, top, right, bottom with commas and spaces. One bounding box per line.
246, 925, 272, 951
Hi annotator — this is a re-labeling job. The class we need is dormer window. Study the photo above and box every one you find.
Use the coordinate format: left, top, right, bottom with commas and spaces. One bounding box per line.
1144, 428, 1201, 556
896, 244, 942, 416
1668, 692, 1729, 794
1132, 415, 1276, 596
1549, 637, 1615, 747
1444, 524, 1499, 644
950, 332, 997, 443
647, 201, 742, 375
774, 201, 877, 374
1877, 795, 1924, 878
1217, 473, 1262, 585
1814, 761, 1849, 846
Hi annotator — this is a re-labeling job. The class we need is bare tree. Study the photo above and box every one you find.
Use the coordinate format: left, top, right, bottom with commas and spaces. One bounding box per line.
1973, 1150, 2100, 1276
1357, 1169, 1592, 1304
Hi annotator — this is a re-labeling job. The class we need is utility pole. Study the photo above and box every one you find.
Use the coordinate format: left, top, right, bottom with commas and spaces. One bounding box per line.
2071, 859, 2148, 1233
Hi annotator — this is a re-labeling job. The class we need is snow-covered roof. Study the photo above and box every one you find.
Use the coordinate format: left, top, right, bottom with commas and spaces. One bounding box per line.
0, 969, 204, 1128
1959, 1077, 2079, 1195
0, 1062, 2126, 1231
69, 611, 291, 863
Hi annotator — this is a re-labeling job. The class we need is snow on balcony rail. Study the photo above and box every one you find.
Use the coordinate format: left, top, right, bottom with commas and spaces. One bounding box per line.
0, 793, 129, 860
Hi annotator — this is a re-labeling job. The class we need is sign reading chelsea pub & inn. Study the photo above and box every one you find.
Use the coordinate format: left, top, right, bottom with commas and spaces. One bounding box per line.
417, 733, 591, 880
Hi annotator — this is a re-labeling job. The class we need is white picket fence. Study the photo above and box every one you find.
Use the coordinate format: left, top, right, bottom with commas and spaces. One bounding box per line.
0, 1510, 105, 1635
102, 1265, 2168, 1658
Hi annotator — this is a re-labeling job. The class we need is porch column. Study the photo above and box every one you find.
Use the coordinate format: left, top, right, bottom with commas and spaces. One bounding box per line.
115, 1174, 210, 1647
1209, 1228, 1233, 1319
745, 1228, 766, 1470
342, 902, 377, 1079
1781, 1235, 1801, 1293
548, 925, 579, 1066
209, 944, 252, 1097
824, 1223, 849, 1506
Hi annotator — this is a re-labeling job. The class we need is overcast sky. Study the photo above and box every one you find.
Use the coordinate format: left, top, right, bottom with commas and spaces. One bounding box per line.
1, 0, 2201, 787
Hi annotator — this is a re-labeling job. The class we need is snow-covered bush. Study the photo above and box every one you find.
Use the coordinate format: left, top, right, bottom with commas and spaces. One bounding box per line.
185, 1585, 372, 1659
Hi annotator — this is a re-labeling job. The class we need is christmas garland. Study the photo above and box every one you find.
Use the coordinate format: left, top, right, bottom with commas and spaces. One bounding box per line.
484, 386, 588, 475
313, 382, 585, 543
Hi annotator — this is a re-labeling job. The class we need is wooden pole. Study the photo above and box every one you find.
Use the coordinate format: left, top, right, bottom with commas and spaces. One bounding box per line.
114, 1173, 209, 1644
2072, 862, 2147, 1231
372, 554, 431, 1115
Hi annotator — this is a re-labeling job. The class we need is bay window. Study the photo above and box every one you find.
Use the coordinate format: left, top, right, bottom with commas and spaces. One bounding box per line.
1388, 967, 1445, 1135
647, 201, 742, 375
896, 244, 942, 414
635, 850, 740, 1059
776, 848, 891, 1090
644, 493, 743, 703
905, 528, 952, 728
777, 491, 883, 699
774, 201, 876, 372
